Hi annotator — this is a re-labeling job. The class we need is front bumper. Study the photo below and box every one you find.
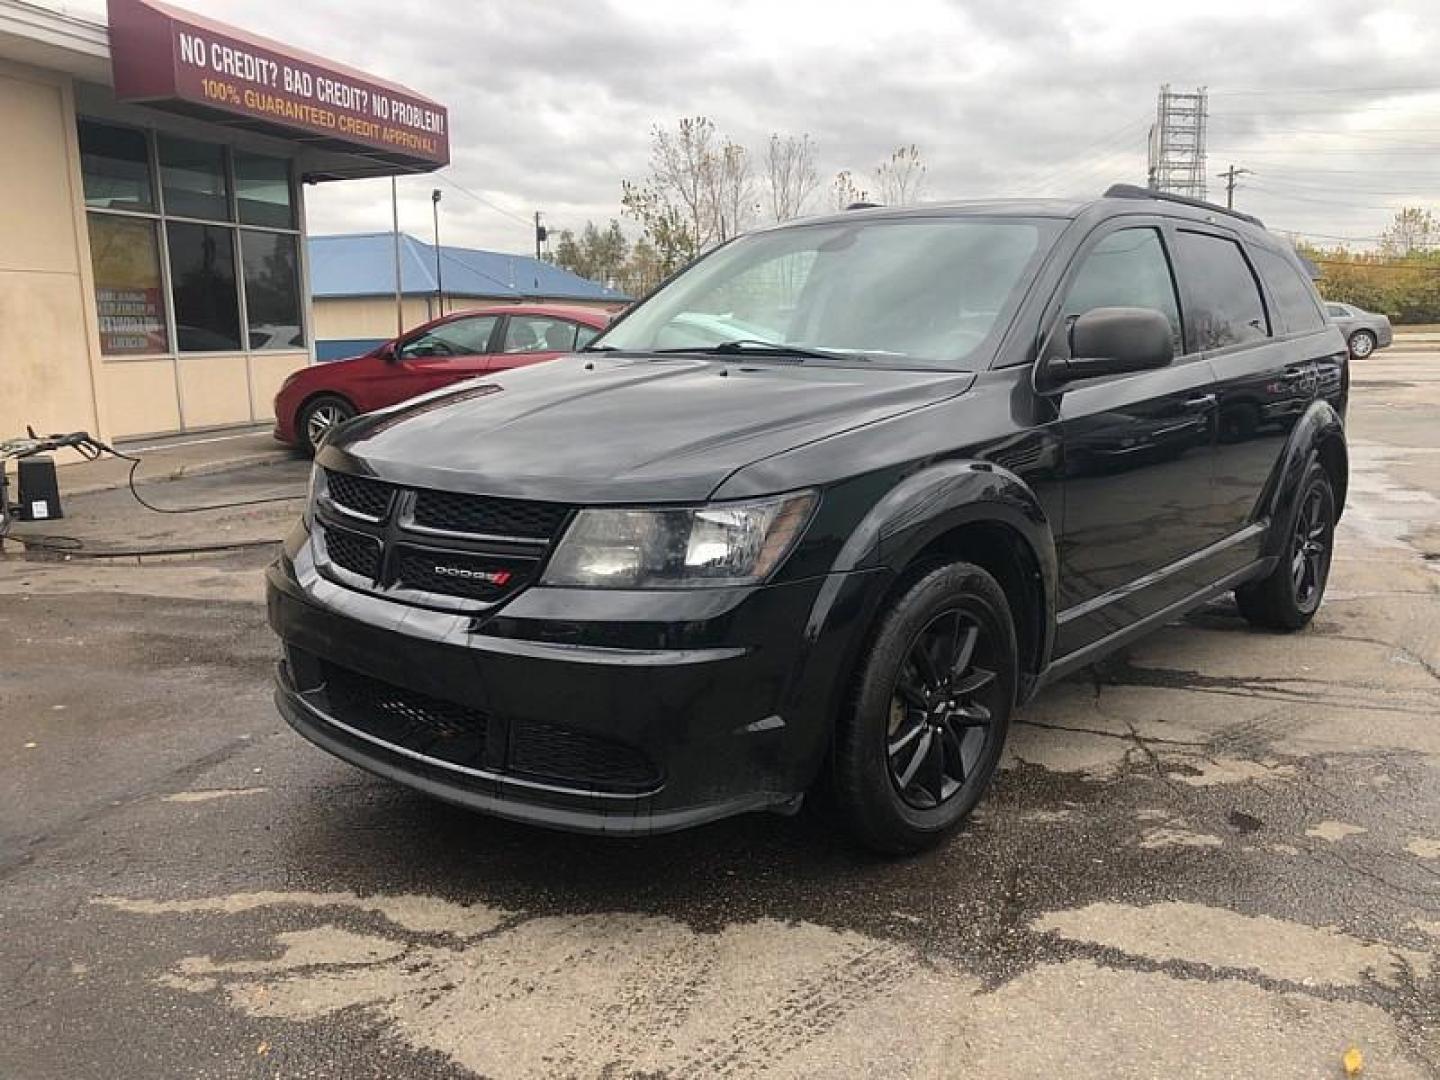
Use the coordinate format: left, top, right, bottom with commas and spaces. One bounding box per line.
267, 534, 880, 835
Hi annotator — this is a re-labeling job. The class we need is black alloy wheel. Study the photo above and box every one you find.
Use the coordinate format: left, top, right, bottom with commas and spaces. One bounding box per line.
888, 610, 998, 810
1236, 459, 1336, 631
1288, 480, 1333, 615
835, 561, 1016, 854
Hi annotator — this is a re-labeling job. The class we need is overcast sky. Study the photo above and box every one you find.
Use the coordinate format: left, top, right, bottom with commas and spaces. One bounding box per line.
71, 0, 1440, 252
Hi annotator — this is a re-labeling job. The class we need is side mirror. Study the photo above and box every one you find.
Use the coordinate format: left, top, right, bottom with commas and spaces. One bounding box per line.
1040, 307, 1174, 388
377, 341, 399, 363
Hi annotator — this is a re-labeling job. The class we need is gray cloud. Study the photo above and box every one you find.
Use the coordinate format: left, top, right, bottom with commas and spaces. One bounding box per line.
184, 0, 1440, 249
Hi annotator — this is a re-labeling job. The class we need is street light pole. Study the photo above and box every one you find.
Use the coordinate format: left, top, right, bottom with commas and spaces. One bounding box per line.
431, 189, 443, 318
391, 176, 403, 339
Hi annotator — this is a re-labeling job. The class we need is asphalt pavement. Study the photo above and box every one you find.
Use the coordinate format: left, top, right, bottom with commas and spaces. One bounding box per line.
1, 355, 1437, 1079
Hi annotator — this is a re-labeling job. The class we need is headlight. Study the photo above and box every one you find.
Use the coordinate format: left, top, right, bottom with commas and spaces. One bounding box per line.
541, 491, 817, 589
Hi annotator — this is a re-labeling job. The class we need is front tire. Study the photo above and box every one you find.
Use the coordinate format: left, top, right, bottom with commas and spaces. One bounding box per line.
297, 395, 356, 457
835, 562, 1017, 855
1349, 330, 1376, 359
1236, 460, 1336, 631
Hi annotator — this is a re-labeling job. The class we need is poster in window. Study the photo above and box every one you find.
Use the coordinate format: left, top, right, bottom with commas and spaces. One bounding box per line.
87, 215, 169, 355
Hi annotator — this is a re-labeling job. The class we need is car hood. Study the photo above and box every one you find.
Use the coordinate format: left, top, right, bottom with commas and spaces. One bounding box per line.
325, 354, 975, 503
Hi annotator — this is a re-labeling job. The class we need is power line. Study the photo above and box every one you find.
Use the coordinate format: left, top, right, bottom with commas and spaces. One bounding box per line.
1247, 175, 1440, 197
1211, 83, 1440, 97
1013, 114, 1151, 195
435, 174, 533, 227
1244, 183, 1406, 212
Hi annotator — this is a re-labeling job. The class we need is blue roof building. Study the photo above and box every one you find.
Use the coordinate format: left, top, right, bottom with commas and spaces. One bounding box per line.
308, 233, 627, 303
308, 233, 627, 359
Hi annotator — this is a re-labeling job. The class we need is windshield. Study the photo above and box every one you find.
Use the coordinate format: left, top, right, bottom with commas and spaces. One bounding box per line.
594, 215, 1060, 368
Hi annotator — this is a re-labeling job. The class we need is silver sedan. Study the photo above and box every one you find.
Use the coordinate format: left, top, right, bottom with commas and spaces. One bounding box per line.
1323, 302, 1393, 358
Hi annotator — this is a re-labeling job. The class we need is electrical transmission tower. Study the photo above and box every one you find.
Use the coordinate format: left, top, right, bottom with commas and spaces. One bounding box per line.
1147, 85, 1209, 200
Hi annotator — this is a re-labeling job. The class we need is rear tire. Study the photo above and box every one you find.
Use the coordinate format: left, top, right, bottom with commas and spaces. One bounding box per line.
297, 395, 356, 457
1349, 330, 1376, 359
834, 562, 1017, 855
1236, 460, 1336, 631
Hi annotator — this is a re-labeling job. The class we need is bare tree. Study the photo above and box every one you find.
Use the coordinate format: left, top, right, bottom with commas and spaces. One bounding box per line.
765, 133, 819, 222
622, 117, 757, 262
831, 170, 869, 211
1381, 206, 1439, 256
707, 139, 755, 242
873, 144, 926, 205
649, 116, 720, 248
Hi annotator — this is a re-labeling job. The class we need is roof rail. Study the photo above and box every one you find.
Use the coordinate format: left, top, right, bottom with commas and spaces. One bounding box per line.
1103, 183, 1264, 229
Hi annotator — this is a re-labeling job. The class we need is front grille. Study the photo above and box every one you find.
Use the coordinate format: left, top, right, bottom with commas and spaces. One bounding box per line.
511, 720, 660, 791
394, 547, 531, 601
412, 488, 570, 540
321, 526, 381, 580
325, 470, 392, 520
315, 474, 567, 609
322, 662, 489, 770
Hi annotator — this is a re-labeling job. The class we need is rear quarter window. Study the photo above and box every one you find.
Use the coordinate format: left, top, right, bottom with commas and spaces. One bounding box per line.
1251, 247, 1326, 334
1173, 230, 1269, 351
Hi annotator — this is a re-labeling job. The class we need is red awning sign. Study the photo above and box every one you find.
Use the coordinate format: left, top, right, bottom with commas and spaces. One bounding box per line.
108, 0, 449, 170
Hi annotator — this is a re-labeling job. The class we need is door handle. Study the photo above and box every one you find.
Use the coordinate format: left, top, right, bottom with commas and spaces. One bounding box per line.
1183, 393, 1217, 410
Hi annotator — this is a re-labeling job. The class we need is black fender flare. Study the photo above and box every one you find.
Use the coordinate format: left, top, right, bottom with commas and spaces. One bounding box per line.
1253, 400, 1348, 557
803, 460, 1060, 686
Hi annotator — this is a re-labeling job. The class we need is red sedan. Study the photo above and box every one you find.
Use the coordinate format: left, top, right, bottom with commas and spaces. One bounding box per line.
274, 304, 611, 454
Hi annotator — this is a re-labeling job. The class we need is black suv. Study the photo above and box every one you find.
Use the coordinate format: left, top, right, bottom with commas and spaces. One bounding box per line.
268, 185, 1348, 853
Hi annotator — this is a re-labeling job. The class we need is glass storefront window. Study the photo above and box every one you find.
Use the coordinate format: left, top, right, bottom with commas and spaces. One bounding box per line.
159, 136, 231, 221
87, 215, 169, 355
235, 152, 295, 229
167, 222, 242, 351
81, 117, 305, 360
241, 231, 305, 350
79, 120, 153, 211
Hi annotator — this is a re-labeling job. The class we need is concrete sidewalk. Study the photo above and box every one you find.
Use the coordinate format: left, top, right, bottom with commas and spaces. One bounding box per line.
47, 424, 296, 497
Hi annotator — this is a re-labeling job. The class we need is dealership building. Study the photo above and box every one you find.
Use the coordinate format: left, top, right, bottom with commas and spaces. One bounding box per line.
0, 0, 450, 442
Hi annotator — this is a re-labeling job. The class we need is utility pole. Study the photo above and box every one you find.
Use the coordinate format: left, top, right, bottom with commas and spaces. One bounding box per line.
391, 176, 403, 339
534, 211, 547, 261
431, 189, 443, 318
1216, 164, 1252, 210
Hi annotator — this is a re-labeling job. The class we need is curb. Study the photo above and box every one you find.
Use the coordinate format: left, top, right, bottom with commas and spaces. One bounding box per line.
62, 448, 298, 498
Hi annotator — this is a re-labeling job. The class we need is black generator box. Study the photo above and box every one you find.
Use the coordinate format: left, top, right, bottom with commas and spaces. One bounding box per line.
17, 455, 62, 521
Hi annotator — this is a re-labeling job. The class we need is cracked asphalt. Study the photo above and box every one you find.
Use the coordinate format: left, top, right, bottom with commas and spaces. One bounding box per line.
2, 353, 1438, 1078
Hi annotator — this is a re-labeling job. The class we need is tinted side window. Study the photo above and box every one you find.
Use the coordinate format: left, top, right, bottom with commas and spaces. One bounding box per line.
399, 315, 498, 359
1326, 304, 1348, 318
502, 315, 579, 353
1173, 231, 1269, 350
1061, 227, 1182, 352
1252, 247, 1325, 334
575, 324, 601, 349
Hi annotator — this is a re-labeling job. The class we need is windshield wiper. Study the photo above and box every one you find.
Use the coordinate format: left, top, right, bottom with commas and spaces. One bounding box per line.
654, 339, 856, 362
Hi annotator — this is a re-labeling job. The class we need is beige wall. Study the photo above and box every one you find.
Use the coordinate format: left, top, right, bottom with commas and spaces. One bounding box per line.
98, 360, 180, 437
313, 295, 625, 342
0, 60, 316, 443
248, 351, 308, 423
313, 296, 437, 341
0, 60, 102, 441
